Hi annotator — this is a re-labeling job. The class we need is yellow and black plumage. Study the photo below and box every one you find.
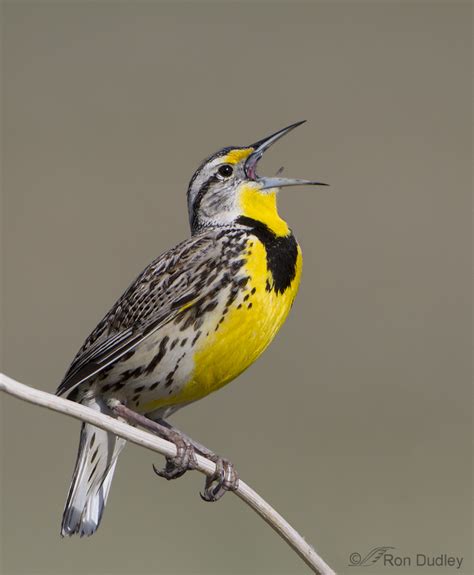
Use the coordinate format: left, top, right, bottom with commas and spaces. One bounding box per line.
57, 121, 326, 536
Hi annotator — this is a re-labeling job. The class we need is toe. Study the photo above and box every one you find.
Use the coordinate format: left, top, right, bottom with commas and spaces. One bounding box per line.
199, 457, 238, 502
222, 460, 239, 491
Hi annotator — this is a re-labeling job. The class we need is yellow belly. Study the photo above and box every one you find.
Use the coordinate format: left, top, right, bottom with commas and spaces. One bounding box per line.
173, 238, 302, 404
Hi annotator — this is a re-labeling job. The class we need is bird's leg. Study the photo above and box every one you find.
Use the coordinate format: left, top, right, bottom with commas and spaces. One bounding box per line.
110, 403, 197, 480
155, 418, 239, 502
109, 403, 238, 498
154, 418, 216, 458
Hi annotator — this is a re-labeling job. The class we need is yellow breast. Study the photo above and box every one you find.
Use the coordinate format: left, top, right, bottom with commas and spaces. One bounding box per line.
184, 238, 302, 400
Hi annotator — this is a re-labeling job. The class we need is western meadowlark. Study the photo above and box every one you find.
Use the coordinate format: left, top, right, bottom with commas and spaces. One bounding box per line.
57, 121, 326, 537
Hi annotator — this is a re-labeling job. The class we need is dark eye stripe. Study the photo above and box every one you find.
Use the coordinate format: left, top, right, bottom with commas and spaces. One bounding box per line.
190, 174, 219, 230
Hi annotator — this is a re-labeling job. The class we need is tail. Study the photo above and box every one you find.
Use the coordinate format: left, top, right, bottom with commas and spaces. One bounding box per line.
61, 398, 126, 537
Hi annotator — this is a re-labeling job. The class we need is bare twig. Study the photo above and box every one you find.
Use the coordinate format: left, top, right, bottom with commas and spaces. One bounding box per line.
0, 372, 336, 575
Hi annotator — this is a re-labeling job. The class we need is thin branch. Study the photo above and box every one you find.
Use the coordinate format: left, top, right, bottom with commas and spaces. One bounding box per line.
0, 372, 336, 575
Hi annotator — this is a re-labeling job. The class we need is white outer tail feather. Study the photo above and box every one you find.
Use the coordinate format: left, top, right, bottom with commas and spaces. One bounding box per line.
61, 398, 126, 537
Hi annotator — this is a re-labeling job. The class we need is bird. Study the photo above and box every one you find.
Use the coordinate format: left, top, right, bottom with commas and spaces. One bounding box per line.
57, 120, 327, 537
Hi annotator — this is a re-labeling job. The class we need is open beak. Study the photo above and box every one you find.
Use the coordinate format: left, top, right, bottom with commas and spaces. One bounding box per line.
245, 120, 328, 190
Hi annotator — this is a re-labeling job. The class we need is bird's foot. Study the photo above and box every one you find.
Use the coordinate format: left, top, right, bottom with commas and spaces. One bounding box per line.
200, 456, 239, 502
153, 432, 198, 480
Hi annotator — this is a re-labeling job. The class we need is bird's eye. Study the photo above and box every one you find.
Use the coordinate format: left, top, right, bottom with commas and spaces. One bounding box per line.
218, 164, 234, 178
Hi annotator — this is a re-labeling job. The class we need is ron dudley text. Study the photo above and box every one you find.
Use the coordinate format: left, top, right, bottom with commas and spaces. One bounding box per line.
384, 553, 464, 569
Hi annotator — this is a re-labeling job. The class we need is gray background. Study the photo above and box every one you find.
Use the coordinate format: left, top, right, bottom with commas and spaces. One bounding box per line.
1, 2, 472, 574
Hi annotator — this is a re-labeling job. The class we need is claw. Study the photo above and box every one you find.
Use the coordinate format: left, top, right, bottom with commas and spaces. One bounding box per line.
153, 435, 197, 480
200, 457, 239, 502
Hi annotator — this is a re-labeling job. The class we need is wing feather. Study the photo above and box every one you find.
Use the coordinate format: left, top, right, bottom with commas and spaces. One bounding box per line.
56, 232, 224, 397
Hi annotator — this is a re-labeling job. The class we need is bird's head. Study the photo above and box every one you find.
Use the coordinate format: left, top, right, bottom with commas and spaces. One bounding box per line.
187, 121, 327, 235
